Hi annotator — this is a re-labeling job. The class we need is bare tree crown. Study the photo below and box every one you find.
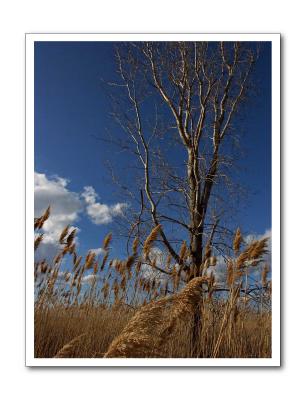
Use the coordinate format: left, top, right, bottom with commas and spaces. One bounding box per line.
106, 41, 258, 276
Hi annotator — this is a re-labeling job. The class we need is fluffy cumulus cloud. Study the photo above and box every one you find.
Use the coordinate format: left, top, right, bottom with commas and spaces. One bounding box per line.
34, 172, 82, 261
82, 186, 128, 225
81, 274, 102, 285
34, 172, 128, 262
88, 248, 105, 257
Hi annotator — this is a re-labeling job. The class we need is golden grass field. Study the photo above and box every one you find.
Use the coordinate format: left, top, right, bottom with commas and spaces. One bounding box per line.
34, 207, 271, 358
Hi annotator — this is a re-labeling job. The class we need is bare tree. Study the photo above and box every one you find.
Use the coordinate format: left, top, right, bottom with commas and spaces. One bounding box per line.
104, 41, 258, 280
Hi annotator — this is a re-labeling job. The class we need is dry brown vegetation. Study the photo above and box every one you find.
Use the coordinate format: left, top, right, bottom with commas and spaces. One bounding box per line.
34, 208, 271, 358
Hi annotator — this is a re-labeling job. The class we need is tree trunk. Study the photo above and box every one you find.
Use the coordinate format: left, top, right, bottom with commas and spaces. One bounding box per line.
187, 147, 204, 276
190, 223, 204, 276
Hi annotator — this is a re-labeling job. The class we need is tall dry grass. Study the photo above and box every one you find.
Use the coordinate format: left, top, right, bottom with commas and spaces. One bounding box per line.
34, 207, 271, 358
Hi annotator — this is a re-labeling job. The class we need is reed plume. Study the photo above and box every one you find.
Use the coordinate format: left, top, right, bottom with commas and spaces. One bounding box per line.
103, 233, 112, 251
262, 264, 269, 287
34, 206, 51, 230
34, 233, 44, 251
54, 334, 87, 358
59, 225, 70, 244
237, 238, 268, 269
132, 237, 139, 255
143, 225, 161, 260
104, 277, 206, 358
233, 227, 242, 255
179, 241, 188, 262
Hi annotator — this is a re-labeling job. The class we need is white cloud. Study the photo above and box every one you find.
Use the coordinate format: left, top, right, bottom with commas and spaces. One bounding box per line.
245, 229, 271, 245
213, 256, 228, 284
81, 274, 102, 284
82, 186, 128, 225
88, 248, 106, 257
141, 247, 168, 284
34, 172, 129, 262
34, 172, 82, 261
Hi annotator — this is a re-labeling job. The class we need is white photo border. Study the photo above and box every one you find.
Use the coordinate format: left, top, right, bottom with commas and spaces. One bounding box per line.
26, 33, 280, 367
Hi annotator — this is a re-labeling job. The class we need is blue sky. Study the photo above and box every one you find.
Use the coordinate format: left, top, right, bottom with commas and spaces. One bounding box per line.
34, 41, 271, 261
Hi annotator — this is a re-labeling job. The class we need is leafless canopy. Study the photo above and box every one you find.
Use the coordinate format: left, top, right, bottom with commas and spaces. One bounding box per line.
104, 41, 258, 276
